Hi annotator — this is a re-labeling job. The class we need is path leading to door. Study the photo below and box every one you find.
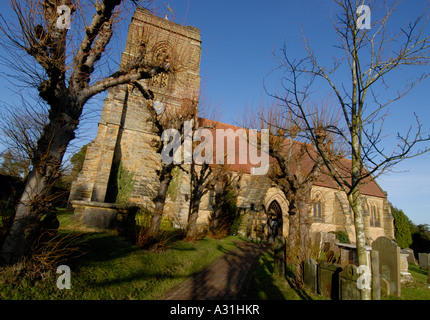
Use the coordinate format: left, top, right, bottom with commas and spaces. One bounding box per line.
162, 240, 269, 300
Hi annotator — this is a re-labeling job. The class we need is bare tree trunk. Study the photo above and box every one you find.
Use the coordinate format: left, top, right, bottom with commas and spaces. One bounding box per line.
186, 200, 200, 239
150, 164, 174, 237
186, 163, 208, 239
298, 199, 311, 261
208, 181, 222, 234
1, 171, 46, 264
351, 128, 371, 300
286, 197, 311, 285
1, 105, 78, 264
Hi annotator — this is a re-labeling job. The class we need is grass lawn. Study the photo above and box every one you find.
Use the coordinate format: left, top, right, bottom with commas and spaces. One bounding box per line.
0, 212, 241, 300
2, 211, 428, 300
245, 251, 327, 300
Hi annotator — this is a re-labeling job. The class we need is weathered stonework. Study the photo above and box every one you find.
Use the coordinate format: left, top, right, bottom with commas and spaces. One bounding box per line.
69, 9, 201, 229
69, 9, 394, 245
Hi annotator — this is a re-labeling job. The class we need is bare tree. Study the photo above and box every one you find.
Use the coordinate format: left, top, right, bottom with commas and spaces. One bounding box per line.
270, 0, 430, 299
0, 0, 172, 265
0, 96, 49, 179
250, 103, 342, 286
184, 161, 212, 240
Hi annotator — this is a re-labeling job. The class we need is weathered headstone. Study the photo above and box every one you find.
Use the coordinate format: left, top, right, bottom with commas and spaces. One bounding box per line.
427, 254, 430, 285
371, 250, 380, 300
401, 248, 417, 265
303, 258, 318, 293
318, 261, 342, 300
418, 253, 430, 270
400, 254, 409, 272
338, 264, 361, 300
372, 236, 401, 297
273, 236, 286, 276
399, 253, 413, 283
323, 233, 341, 264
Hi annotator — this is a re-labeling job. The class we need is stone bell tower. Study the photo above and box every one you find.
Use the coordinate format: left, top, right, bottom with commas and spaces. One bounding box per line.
69, 9, 202, 229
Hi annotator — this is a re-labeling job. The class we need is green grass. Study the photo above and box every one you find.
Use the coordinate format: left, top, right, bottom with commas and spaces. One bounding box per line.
3, 211, 427, 300
245, 251, 327, 300
0, 212, 242, 300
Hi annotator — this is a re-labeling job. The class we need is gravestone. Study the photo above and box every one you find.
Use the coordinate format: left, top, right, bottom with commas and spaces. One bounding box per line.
338, 264, 361, 300
274, 236, 286, 276
318, 261, 342, 300
418, 253, 429, 270
427, 254, 430, 285
323, 233, 341, 264
372, 236, 401, 297
428, 260, 430, 285
371, 250, 380, 300
399, 253, 413, 283
401, 248, 417, 265
303, 258, 318, 293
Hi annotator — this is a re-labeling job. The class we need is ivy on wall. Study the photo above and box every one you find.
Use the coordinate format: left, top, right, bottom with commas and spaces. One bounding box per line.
115, 162, 135, 205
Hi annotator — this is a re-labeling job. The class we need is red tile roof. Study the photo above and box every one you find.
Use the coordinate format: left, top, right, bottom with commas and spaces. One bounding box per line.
197, 117, 386, 199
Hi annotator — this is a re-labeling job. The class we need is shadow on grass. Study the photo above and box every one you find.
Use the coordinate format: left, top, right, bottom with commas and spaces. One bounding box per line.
74, 233, 138, 265
409, 264, 429, 277
245, 252, 287, 300
243, 250, 320, 300
64, 233, 247, 299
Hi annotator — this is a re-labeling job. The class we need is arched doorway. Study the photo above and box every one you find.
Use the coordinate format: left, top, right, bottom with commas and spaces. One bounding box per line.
267, 200, 283, 242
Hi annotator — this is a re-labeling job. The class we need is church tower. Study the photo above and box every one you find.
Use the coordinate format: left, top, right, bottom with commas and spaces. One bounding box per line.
69, 9, 202, 228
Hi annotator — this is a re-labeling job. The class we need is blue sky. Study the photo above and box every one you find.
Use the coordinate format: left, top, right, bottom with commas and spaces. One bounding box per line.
0, 0, 429, 225
164, 0, 430, 226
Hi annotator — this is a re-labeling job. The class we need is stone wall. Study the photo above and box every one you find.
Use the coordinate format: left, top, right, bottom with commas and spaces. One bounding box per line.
69, 9, 202, 209
308, 186, 394, 245
181, 170, 395, 244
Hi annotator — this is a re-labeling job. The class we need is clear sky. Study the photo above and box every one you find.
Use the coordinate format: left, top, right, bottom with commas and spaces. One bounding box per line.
0, 0, 429, 225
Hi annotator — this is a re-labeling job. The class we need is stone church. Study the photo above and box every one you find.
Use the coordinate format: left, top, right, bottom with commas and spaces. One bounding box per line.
68, 9, 395, 245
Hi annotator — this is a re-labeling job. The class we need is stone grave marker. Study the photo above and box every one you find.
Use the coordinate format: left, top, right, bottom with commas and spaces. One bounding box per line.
418, 253, 429, 270
338, 264, 361, 300
318, 261, 342, 299
401, 248, 417, 265
399, 253, 413, 283
372, 236, 401, 297
427, 254, 430, 286
303, 258, 318, 293
371, 250, 381, 300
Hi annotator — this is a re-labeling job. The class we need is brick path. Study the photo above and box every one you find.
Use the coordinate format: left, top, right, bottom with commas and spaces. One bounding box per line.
162, 240, 269, 300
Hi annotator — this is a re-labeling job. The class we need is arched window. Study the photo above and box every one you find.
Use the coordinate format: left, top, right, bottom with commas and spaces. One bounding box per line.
313, 193, 323, 221
370, 204, 380, 227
